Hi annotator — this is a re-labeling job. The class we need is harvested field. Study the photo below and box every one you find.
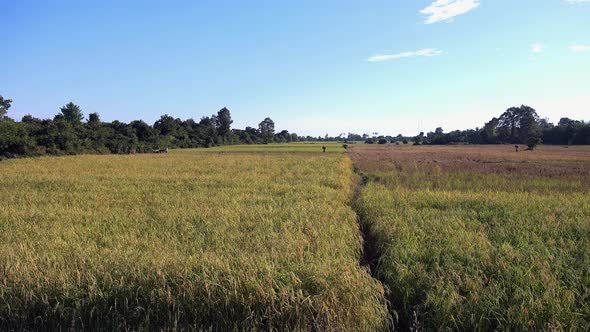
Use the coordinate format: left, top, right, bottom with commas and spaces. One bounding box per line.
350, 145, 590, 177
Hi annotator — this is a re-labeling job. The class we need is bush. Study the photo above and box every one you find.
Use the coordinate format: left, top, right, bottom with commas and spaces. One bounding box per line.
527, 137, 542, 150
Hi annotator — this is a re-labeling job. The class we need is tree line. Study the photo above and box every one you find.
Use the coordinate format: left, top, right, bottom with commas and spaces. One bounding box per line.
361, 105, 590, 147
2, 97, 589, 159
0, 96, 306, 158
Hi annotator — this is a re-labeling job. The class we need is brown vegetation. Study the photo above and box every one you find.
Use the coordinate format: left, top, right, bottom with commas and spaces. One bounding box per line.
350, 144, 590, 177
351, 144, 590, 330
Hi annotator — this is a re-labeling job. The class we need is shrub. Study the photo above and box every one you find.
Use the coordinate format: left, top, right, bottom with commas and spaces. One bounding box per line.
527, 137, 542, 150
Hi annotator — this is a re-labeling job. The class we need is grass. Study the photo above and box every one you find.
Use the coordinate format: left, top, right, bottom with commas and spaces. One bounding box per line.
171, 142, 347, 154
352, 145, 590, 330
0, 154, 388, 330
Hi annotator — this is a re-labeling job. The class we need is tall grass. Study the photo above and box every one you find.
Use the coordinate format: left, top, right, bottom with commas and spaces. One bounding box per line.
356, 162, 590, 330
0, 154, 388, 330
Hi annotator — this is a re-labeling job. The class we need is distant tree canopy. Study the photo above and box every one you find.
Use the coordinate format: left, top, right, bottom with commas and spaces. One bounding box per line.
258, 117, 275, 144
60, 102, 84, 125
2, 97, 589, 159
0, 97, 305, 158
413, 132, 425, 145
496, 105, 541, 144
216, 107, 233, 141
420, 105, 589, 146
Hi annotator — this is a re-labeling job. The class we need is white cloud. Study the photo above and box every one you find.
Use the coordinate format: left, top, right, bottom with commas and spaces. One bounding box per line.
367, 48, 443, 62
570, 45, 590, 52
420, 0, 480, 24
531, 43, 543, 53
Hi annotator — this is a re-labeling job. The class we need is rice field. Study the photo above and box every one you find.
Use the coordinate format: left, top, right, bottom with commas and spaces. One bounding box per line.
351, 145, 590, 330
0, 153, 387, 330
2, 144, 589, 331
171, 142, 347, 154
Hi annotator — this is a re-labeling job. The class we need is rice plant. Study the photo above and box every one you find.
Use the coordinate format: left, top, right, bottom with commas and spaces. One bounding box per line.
0, 154, 388, 330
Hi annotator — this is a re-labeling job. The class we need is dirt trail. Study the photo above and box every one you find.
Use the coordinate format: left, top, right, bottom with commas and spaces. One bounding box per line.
346, 148, 422, 331
351, 169, 379, 276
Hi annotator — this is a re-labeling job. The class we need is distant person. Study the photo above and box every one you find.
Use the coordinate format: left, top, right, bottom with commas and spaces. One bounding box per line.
515, 145, 519, 152
322, 146, 326, 153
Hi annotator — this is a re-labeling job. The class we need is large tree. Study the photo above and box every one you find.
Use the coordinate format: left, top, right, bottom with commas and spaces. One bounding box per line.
481, 117, 499, 144
519, 111, 541, 145
87, 112, 101, 129
497, 105, 540, 143
154, 114, 180, 136
216, 107, 233, 138
60, 102, 84, 125
258, 117, 275, 143
198, 116, 218, 147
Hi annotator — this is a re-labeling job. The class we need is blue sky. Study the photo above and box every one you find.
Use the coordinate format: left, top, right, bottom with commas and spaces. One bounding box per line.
2, 0, 590, 136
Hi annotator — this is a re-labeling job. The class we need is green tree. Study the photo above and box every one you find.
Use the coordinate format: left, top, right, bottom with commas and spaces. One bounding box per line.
0, 95, 12, 119
51, 114, 81, 154
85, 113, 110, 152
519, 111, 541, 144
275, 130, 290, 143
106, 121, 138, 153
258, 117, 275, 143
413, 132, 424, 145
497, 105, 539, 143
131, 120, 159, 150
87, 113, 101, 130
0, 119, 36, 156
427, 127, 445, 144
216, 107, 233, 140
481, 117, 499, 143
154, 114, 179, 136
60, 102, 84, 125
198, 116, 218, 147
526, 137, 542, 150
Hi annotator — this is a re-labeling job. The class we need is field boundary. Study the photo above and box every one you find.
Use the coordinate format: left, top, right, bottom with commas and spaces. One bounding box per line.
347, 156, 398, 330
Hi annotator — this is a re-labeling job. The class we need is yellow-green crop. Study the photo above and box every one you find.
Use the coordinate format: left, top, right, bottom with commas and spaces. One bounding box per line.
0, 154, 388, 330
353, 145, 590, 330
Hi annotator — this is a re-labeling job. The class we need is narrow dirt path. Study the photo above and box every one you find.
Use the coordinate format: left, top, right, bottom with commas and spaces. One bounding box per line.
346, 151, 396, 330
346, 148, 418, 332
352, 168, 380, 277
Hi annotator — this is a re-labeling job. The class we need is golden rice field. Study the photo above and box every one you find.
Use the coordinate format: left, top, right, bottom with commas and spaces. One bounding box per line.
0, 154, 387, 330
2, 144, 590, 331
352, 145, 590, 331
